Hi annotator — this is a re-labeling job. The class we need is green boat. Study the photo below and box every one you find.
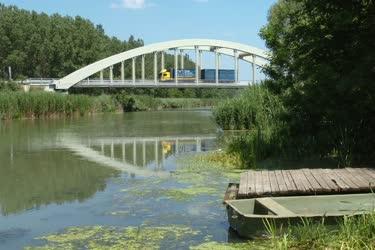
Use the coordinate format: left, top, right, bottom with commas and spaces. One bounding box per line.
225, 193, 375, 238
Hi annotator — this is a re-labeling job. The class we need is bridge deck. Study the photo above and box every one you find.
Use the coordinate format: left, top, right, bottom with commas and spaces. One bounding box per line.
75, 80, 249, 89
225, 168, 375, 201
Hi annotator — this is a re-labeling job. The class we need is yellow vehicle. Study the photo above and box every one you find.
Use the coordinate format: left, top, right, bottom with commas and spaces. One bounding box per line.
162, 141, 172, 154
159, 68, 196, 82
159, 69, 172, 81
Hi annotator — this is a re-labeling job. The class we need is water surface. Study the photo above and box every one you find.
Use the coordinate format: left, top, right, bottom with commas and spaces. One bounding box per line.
0, 111, 240, 249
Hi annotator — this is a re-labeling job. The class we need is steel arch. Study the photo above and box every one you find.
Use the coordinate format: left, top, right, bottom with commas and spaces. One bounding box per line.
55, 39, 269, 90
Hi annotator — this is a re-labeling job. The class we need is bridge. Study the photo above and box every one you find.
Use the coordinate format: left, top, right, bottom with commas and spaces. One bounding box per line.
50, 39, 269, 90
46, 134, 218, 178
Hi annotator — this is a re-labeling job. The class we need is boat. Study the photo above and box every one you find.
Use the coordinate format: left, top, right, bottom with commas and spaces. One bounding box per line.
225, 193, 375, 238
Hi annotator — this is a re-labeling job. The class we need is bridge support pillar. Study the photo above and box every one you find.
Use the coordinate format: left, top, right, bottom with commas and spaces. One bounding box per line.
121, 61, 125, 83
133, 140, 137, 165
109, 66, 114, 83
100, 70, 104, 84
142, 141, 146, 167
122, 142, 126, 162
111, 141, 114, 159
252, 55, 256, 84
155, 140, 159, 167
234, 50, 239, 83
154, 52, 158, 85
215, 49, 219, 85
132, 57, 136, 85
141, 55, 145, 82
161, 51, 165, 70
195, 46, 199, 84
196, 138, 202, 152
174, 49, 178, 85
180, 49, 184, 70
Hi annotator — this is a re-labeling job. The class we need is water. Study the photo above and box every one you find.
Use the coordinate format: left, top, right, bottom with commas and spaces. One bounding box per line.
0, 111, 241, 249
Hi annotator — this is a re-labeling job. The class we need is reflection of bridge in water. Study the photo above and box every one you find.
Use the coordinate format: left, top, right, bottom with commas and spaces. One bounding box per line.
58, 135, 217, 177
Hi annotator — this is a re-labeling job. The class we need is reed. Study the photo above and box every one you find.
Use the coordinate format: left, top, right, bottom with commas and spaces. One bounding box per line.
0, 91, 117, 119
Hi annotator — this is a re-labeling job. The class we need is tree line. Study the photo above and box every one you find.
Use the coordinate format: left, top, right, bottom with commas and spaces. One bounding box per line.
0, 4, 194, 80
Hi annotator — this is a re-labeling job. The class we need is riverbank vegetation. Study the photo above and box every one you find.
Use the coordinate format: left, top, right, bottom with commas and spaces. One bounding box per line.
0, 91, 117, 119
265, 212, 375, 250
214, 0, 375, 168
0, 4, 195, 79
0, 90, 220, 120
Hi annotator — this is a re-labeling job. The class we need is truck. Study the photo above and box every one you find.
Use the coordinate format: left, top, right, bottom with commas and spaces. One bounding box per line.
159, 68, 235, 83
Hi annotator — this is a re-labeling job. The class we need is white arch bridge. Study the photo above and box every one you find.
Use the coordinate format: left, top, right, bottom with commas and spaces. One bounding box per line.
53, 39, 269, 90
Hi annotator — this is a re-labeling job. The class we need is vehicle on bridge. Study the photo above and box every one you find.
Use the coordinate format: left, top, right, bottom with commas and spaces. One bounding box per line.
159, 68, 235, 83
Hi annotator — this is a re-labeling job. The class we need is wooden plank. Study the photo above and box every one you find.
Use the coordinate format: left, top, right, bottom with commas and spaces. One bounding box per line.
261, 170, 272, 195
224, 183, 238, 202
282, 170, 298, 192
335, 169, 359, 192
345, 168, 373, 188
290, 169, 310, 193
336, 169, 361, 189
256, 198, 295, 216
363, 168, 375, 179
247, 170, 256, 195
238, 172, 248, 197
311, 169, 338, 191
361, 168, 375, 189
275, 170, 288, 194
302, 168, 323, 192
330, 169, 351, 191
319, 169, 341, 191
254, 171, 264, 196
269, 171, 280, 194
348, 168, 373, 185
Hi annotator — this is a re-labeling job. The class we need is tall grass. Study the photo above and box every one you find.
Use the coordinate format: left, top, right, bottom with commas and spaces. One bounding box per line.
213, 85, 283, 130
213, 85, 285, 169
264, 212, 375, 249
0, 91, 117, 119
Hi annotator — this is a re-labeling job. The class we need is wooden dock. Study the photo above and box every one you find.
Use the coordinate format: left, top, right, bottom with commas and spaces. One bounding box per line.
225, 168, 375, 201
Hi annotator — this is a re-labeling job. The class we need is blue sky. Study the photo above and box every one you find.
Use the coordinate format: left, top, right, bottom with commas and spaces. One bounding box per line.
1, 0, 276, 48
1, 0, 276, 80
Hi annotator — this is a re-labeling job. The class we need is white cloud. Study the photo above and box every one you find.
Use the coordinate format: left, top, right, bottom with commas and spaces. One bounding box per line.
111, 0, 148, 10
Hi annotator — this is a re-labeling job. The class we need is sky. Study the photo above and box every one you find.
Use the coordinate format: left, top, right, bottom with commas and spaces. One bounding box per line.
1, 0, 277, 80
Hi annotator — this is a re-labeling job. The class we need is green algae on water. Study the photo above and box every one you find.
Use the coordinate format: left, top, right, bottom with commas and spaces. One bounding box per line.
124, 186, 219, 202
190, 241, 270, 250
25, 225, 200, 250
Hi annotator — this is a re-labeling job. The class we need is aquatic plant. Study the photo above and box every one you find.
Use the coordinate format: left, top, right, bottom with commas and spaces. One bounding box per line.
25, 225, 200, 250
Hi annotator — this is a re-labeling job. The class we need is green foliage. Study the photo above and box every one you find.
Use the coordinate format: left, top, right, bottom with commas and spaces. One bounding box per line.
213, 85, 283, 130
260, 0, 375, 166
213, 85, 285, 168
0, 91, 117, 119
265, 212, 375, 250
0, 4, 144, 79
0, 81, 20, 91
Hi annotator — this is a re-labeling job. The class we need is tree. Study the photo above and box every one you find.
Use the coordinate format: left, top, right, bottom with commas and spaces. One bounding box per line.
260, 0, 375, 165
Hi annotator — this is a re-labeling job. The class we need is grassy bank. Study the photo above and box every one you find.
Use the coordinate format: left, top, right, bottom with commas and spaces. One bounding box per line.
0, 91, 218, 120
0, 91, 117, 119
264, 212, 375, 250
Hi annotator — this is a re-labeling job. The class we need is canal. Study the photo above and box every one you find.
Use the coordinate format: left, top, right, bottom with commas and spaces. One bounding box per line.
0, 111, 241, 249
